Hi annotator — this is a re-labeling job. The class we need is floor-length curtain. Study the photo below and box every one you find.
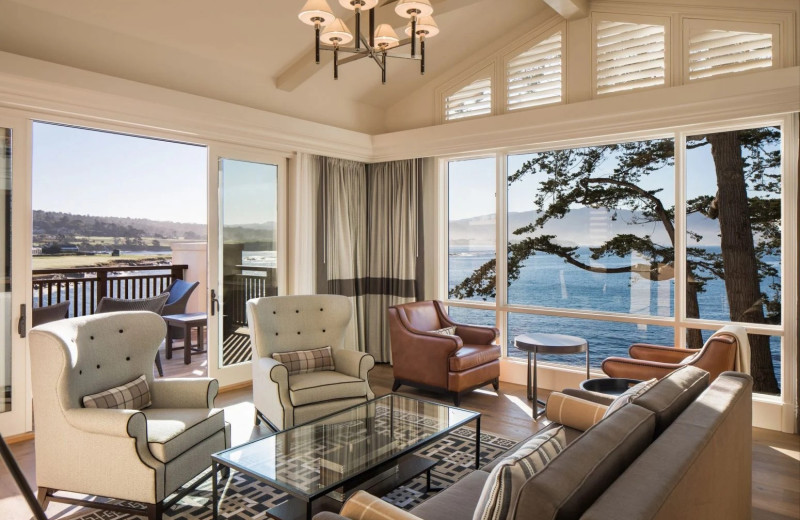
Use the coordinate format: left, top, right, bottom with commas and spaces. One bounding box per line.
365, 159, 423, 362
318, 156, 367, 351
315, 156, 423, 361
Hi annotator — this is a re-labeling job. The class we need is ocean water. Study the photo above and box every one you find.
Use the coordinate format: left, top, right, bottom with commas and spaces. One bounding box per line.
448, 245, 782, 389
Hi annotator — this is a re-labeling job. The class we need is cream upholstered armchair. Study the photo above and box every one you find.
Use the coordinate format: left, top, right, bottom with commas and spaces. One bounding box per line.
246, 294, 375, 431
29, 311, 230, 520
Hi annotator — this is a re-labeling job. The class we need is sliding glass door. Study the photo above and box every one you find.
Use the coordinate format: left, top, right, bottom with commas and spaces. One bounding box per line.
0, 117, 31, 436
208, 148, 286, 386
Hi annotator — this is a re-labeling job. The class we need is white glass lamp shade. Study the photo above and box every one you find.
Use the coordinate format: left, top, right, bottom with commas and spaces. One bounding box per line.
299, 0, 336, 26
374, 24, 400, 49
338, 0, 379, 10
320, 19, 354, 45
405, 15, 439, 38
395, 0, 434, 18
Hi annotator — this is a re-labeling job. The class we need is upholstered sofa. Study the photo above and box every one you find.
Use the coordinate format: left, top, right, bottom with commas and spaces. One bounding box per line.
316, 366, 752, 520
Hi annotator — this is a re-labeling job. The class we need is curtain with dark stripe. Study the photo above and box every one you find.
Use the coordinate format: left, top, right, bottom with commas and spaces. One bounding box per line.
316, 156, 423, 362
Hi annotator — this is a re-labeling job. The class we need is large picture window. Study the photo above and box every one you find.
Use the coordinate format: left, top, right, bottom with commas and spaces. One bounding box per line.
445, 122, 788, 396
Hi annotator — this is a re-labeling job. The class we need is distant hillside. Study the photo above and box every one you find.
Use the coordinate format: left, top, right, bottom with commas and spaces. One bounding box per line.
33, 210, 207, 239
449, 207, 721, 247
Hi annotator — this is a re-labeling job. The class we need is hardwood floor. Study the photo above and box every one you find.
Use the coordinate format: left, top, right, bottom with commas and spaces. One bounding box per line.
1, 364, 798, 519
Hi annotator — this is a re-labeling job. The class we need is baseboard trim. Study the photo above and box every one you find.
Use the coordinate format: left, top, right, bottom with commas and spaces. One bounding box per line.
3, 432, 34, 445
219, 380, 252, 394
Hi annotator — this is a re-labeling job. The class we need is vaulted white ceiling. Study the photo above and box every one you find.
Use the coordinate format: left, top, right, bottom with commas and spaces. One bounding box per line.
0, 0, 547, 133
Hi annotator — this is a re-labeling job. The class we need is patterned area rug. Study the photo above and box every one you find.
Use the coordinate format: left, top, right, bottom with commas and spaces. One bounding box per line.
61, 427, 517, 519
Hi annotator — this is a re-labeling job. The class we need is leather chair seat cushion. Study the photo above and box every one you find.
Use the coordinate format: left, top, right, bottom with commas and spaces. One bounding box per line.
143, 408, 225, 463
289, 371, 368, 406
449, 344, 502, 372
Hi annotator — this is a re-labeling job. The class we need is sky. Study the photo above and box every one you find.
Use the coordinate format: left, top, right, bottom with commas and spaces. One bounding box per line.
32, 123, 209, 224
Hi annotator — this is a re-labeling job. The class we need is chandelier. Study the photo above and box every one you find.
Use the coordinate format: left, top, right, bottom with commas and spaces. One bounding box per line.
299, 0, 439, 83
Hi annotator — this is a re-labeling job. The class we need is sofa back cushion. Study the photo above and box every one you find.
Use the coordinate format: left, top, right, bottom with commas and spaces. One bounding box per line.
631, 365, 710, 435
512, 404, 655, 520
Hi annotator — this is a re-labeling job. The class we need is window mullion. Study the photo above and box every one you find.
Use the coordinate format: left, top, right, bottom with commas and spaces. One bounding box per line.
674, 131, 687, 347
496, 153, 508, 356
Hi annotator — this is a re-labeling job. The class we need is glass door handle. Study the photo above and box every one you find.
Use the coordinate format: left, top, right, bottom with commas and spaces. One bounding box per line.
17, 304, 26, 338
210, 289, 220, 316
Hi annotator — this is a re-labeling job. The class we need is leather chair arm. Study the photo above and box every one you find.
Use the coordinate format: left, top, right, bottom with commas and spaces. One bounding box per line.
150, 378, 219, 408
601, 357, 680, 381
395, 309, 463, 350
629, 344, 697, 363
434, 301, 499, 345
690, 336, 737, 381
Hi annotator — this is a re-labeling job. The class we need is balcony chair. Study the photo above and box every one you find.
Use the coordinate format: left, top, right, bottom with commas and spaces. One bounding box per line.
387, 300, 501, 406
160, 279, 200, 340
95, 292, 170, 376
246, 294, 375, 431
601, 324, 750, 382
31, 300, 69, 327
29, 311, 230, 520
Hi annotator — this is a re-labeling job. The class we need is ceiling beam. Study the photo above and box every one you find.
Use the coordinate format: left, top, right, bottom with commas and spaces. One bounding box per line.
542, 0, 588, 20
275, 0, 484, 92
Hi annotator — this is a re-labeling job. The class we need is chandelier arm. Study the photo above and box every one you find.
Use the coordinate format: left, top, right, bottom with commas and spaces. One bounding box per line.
355, 9, 361, 50
411, 17, 416, 57
369, 8, 375, 47
338, 52, 372, 65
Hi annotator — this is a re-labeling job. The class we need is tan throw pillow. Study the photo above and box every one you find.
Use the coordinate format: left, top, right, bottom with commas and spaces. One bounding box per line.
428, 326, 457, 336
545, 392, 609, 431
603, 378, 658, 418
273, 346, 335, 375
474, 426, 567, 520
82, 374, 151, 410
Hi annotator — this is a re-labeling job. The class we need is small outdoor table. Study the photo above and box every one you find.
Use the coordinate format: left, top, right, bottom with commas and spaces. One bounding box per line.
164, 312, 208, 365
514, 333, 589, 418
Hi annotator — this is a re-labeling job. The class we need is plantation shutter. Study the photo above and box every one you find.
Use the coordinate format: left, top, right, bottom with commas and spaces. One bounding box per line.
596, 21, 665, 95
444, 78, 492, 121
507, 32, 562, 111
688, 29, 772, 80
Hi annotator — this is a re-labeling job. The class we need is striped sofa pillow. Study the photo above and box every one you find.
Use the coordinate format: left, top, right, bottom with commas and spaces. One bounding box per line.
82, 374, 151, 410
474, 426, 567, 520
273, 346, 335, 375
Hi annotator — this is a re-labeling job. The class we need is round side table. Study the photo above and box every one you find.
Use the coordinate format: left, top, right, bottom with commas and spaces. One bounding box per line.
514, 333, 589, 418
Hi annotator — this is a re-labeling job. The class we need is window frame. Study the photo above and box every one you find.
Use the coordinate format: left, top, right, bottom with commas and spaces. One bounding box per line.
440, 114, 796, 405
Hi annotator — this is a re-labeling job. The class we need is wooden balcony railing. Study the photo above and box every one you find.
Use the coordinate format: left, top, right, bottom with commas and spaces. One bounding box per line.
32, 264, 188, 318
224, 265, 277, 330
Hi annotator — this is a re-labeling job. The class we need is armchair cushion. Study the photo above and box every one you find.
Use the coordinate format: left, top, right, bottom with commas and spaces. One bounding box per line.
82, 374, 152, 410
273, 346, 336, 375
450, 344, 502, 372
289, 371, 368, 406
143, 408, 225, 463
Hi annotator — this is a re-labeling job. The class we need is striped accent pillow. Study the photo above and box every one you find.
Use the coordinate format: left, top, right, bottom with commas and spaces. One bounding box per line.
82, 374, 151, 410
545, 392, 608, 431
474, 426, 566, 520
428, 326, 457, 337
341, 490, 421, 520
273, 346, 335, 375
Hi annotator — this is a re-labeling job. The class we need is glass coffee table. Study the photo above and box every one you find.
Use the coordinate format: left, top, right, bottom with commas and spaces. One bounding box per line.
211, 394, 481, 520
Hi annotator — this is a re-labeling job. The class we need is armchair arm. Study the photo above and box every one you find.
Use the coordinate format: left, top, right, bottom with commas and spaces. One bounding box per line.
434, 300, 499, 345
63, 408, 146, 439
340, 491, 423, 520
150, 378, 219, 409
629, 343, 697, 363
601, 357, 680, 381
253, 356, 293, 428
333, 349, 375, 380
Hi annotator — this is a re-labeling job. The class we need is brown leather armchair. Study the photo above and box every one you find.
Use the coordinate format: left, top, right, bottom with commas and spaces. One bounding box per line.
602, 325, 747, 382
387, 300, 501, 406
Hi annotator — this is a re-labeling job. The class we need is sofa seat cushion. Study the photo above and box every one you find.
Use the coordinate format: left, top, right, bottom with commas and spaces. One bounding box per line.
289, 371, 367, 406
603, 378, 657, 417
450, 344, 502, 372
143, 408, 225, 463
631, 365, 710, 435
411, 470, 490, 520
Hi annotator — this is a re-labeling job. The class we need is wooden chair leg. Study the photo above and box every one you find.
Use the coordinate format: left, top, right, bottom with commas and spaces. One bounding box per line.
254, 409, 261, 426
453, 393, 461, 407
155, 351, 164, 377
392, 380, 401, 392
147, 501, 164, 520
492, 378, 500, 391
